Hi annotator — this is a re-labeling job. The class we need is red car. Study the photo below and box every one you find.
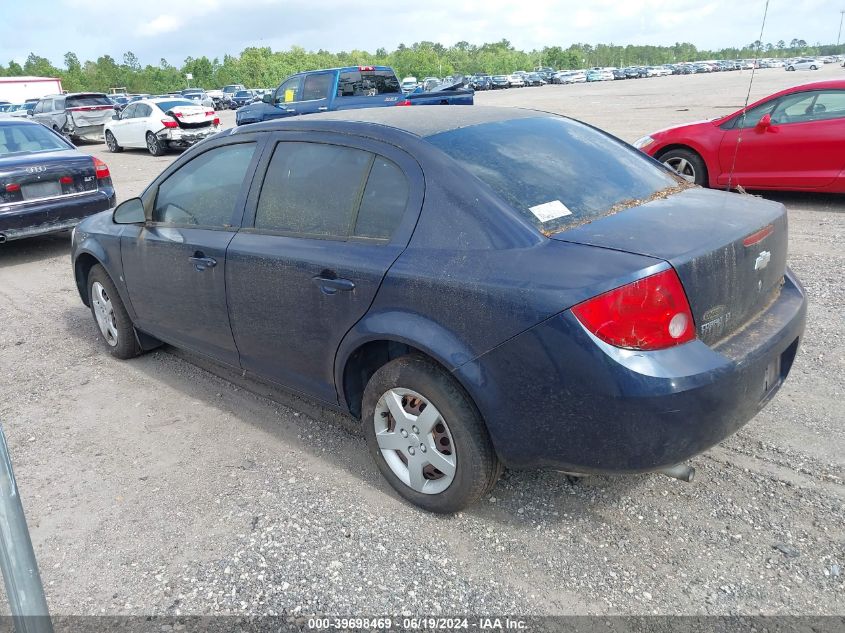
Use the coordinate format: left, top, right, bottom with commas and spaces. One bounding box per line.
634, 80, 845, 193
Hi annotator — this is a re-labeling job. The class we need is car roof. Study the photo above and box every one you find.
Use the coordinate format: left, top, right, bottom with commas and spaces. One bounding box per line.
0, 118, 43, 127
235, 105, 550, 138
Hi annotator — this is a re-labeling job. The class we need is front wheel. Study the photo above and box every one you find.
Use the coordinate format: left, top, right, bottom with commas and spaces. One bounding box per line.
146, 132, 165, 156
787, 66, 795, 71
658, 148, 707, 186
105, 131, 122, 153
810, 65, 817, 70
87, 264, 141, 360
362, 355, 501, 513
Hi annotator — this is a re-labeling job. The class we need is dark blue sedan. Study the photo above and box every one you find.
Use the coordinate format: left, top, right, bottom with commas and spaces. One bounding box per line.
70, 107, 806, 512
0, 119, 115, 242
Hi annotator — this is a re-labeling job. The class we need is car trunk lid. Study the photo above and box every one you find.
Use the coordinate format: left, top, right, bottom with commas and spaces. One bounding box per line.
164, 105, 214, 129
549, 187, 788, 346
0, 151, 98, 204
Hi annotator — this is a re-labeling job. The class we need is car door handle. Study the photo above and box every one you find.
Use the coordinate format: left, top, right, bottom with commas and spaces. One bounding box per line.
317, 106, 328, 111
312, 276, 355, 294
189, 252, 217, 271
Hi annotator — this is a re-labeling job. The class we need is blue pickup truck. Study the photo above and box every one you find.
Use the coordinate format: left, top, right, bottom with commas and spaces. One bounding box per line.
235, 66, 473, 126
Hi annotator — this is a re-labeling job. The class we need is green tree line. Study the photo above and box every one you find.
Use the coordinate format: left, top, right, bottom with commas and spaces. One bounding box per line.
2, 39, 842, 94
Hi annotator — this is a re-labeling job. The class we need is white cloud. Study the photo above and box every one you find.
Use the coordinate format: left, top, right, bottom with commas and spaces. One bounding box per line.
139, 15, 183, 36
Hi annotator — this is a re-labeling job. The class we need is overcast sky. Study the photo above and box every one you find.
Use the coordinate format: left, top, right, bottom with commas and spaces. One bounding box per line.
1, 0, 839, 68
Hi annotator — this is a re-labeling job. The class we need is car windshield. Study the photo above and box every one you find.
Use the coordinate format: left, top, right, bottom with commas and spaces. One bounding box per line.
426, 116, 682, 235
0, 124, 71, 156
66, 94, 112, 107
235, 91, 252, 98
155, 100, 196, 112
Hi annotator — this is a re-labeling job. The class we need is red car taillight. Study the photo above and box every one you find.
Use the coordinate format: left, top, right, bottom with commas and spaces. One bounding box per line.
92, 157, 110, 179
571, 269, 695, 351
395, 99, 412, 106
162, 119, 178, 128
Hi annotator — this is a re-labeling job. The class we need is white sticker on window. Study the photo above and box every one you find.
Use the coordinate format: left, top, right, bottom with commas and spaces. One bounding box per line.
528, 200, 573, 223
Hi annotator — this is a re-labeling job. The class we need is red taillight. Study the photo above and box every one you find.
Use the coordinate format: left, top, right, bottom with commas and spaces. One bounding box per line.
571, 269, 695, 351
173, 112, 183, 118
213, 117, 220, 126
59, 176, 73, 184
92, 157, 110, 179
5, 183, 20, 193
395, 99, 412, 106
358, 65, 375, 71
162, 119, 178, 128
205, 110, 214, 116
743, 224, 773, 247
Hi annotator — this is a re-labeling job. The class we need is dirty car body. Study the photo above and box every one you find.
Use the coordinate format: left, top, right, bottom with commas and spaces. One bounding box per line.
0, 119, 114, 242
71, 106, 805, 478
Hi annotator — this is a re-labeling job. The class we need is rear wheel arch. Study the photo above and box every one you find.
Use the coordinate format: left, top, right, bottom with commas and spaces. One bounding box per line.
341, 338, 481, 426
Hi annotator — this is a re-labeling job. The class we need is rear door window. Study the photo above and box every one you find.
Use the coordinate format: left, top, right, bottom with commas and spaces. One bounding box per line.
354, 157, 409, 240
337, 69, 400, 97
254, 142, 372, 238
301, 73, 333, 101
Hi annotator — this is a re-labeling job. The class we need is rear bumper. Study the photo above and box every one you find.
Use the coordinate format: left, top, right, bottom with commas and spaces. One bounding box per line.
156, 125, 219, 147
456, 268, 807, 472
0, 188, 115, 242
69, 124, 107, 142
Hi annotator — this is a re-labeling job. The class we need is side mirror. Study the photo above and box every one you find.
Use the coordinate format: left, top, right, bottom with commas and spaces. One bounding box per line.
262, 93, 272, 104
112, 114, 120, 120
113, 198, 145, 225
27, 109, 34, 116
756, 113, 772, 131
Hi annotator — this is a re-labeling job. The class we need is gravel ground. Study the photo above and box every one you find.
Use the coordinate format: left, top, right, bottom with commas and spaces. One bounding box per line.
0, 65, 842, 617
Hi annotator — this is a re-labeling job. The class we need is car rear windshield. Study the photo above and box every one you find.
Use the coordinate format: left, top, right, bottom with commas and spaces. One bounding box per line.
426, 116, 681, 234
156, 100, 196, 112
66, 94, 112, 107
0, 124, 71, 156
337, 70, 400, 96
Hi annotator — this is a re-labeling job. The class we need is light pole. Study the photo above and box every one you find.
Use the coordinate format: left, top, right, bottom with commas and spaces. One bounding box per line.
839, 9, 845, 47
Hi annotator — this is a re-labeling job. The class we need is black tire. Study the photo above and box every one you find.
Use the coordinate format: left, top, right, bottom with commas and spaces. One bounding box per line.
362, 354, 501, 513
657, 147, 708, 187
146, 132, 165, 157
787, 66, 795, 71
810, 65, 817, 71
105, 131, 123, 153
87, 264, 141, 360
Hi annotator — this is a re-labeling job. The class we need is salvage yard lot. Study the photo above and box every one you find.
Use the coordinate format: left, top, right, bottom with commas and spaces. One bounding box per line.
0, 65, 842, 616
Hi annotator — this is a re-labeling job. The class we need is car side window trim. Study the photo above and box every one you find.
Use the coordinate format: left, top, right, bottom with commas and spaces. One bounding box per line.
240, 131, 424, 247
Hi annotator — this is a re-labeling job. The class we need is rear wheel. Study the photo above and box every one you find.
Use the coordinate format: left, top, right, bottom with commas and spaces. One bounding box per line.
362, 354, 501, 513
658, 148, 707, 186
105, 131, 122, 153
87, 265, 141, 360
146, 132, 165, 157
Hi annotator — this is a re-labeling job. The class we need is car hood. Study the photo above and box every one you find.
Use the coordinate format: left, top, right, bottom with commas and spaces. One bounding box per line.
649, 117, 725, 138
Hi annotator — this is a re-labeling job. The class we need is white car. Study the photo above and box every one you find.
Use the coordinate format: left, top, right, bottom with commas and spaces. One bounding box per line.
103, 98, 220, 156
508, 74, 526, 87
786, 59, 821, 71
401, 76, 418, 92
